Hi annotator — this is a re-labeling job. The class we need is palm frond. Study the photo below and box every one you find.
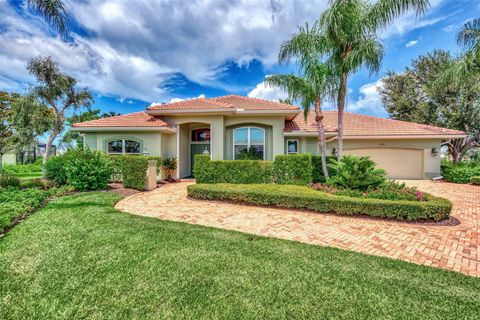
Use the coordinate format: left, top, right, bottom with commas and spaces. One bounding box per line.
457, 18, 480, 53
368, 0, 430, 30
27, 0, 69, 38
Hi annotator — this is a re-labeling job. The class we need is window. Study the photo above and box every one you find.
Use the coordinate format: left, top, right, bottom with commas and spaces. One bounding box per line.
107, 139, 141, 155
287, 140, 299, 154
233, 127, 265, 160
191, 128, 210, 142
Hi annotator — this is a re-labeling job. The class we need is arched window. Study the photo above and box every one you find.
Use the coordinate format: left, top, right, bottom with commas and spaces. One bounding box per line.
233, 127, 265, 160
107, 139, 141, 155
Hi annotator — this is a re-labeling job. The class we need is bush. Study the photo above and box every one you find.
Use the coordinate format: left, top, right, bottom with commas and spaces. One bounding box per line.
121, 156, 150, 190
45, 155, 69, 185
470, 176, 480, 185
273, 154, 313, 185
2, 163, 42, 175
64, 149, 113, 191
19, 178, 52, 190
0, 186, 72, 232
188, 183, 452, 221
441, 161, 480, 184
0, 175, 21, 188
194, 154, 273, 184
326, 155, 386, 191
311, 155, 336, 182
310, 180, 426, 202
107, 155, 162, 184
162, 157, 177, 180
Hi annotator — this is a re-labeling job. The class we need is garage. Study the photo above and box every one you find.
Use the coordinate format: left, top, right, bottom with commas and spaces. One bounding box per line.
344, 148, 423, 180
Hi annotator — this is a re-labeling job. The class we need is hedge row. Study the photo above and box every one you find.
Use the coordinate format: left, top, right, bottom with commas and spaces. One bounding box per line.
187, 183, 452, 221
471, 176, 480, 185
273, 154, 312, 185
194, 155, 273, 184
441, 161, 480, 184
108, 155, 162, 190
195, 154, 318, 185
311, 155, 336, 182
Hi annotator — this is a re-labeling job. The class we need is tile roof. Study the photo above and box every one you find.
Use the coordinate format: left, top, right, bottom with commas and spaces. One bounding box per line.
72, 112, 171, 128
285, 111, 465, 136
147, 94, 300, 111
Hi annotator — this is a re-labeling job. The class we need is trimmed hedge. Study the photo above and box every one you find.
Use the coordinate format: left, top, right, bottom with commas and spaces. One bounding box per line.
194, 155, 273, 184
441, 161, 480, 184
273, 154, 313, 185
187, 183, 452, 221
108, 155, 162, 189
471, 176, 480, 185
311, 155, 336, 182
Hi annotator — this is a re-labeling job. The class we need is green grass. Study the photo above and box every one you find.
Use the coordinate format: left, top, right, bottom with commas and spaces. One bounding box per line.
16, 172, 43, 180
0, 192, 479, 319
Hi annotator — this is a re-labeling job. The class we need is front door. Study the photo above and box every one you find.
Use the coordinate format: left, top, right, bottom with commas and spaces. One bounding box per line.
190, 144, 210, 176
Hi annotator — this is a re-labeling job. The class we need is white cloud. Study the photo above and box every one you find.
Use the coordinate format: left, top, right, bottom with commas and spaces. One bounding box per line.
151, 93, 206, 105
247, 81, 288, 101
442, 24, 456, 32
348, 80, 386, 116
406, 39, 419, 48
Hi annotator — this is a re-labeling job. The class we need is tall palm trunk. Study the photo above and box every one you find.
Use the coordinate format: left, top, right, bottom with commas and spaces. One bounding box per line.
337, 72, 347, 159
314, 99, 329, 180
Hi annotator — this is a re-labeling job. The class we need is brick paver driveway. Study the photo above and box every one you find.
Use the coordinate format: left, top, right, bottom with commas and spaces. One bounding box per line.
115, 181, 479, 276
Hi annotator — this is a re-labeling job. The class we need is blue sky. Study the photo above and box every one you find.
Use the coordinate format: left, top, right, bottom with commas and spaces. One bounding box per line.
1, 0, 479, 118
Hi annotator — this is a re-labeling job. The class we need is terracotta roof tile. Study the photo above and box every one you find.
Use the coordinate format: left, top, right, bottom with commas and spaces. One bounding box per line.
212, 94, 300, 110
72, 112, 171, 128
148, 98, 231, 110
285, 111, 465, 136
147, 94, 300, 111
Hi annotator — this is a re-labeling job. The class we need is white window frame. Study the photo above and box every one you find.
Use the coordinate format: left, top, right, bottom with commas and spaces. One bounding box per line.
233, 127, 265, 160
107, 139, 142, 155
287, 139, 299, 154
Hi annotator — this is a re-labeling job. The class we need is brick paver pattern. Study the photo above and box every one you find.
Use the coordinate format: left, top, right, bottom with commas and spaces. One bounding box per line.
115, 181, 479, 276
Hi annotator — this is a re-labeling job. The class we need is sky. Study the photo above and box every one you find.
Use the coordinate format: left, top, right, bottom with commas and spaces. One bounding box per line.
1, 0, 479, 119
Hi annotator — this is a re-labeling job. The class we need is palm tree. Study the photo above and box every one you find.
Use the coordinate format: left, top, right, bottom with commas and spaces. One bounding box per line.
266, 24, 337, 179
457, 18, 480, 54
316, 0, 429, 159
27, 0, 69, 38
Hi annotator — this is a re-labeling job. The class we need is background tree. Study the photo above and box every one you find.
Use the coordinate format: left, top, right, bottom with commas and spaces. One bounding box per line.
457, 18, 480, 55
27, 0, 69, 38
62, 109, 121, 148
27, 56, 93, 170
0, 92, 16, 172
379, 50, 480, 162
315, 0, 429, 159
267, 24, 337, 179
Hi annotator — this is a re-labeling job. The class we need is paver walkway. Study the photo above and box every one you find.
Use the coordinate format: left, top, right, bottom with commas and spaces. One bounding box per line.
115, 181, 479, 276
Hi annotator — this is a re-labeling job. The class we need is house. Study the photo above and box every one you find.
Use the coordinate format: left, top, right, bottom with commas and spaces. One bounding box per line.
72, 95, 465, 179
2, 143, 57, 165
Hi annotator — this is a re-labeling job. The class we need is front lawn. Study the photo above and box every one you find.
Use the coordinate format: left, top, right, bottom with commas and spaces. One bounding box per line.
1, 192, 478, 319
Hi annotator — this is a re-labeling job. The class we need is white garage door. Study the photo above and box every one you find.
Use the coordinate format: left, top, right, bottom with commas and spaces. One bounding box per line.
344, 148, 423, 179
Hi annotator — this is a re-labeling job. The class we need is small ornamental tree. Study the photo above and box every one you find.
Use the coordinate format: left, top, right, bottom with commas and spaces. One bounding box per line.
27, 56, 93, 173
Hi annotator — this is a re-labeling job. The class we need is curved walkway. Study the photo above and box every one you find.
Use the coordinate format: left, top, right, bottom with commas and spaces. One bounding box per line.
115, 181, 479, 276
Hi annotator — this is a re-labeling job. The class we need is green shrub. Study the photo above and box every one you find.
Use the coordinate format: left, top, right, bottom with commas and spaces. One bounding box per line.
1, 163, 42, 175
19, 178, 52, 190
162, 157, 177, 180
273, 154, 313, 185
470, 176, 480, 185
188, 183, 452, 221
0, 175, 21, 188
311, 155, 336, 182
121, 156, 150, 190
107, 155, 162, 184
238, 147, 261, 160
0, 186, 72, 232
194, 154, 273, 184
441, 161, 480, 183
45, 155, 69, 185
64, 149, 113, 191
326, 155, 386, 191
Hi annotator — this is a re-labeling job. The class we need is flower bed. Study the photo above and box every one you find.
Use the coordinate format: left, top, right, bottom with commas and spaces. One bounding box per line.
187, 183, 452, 221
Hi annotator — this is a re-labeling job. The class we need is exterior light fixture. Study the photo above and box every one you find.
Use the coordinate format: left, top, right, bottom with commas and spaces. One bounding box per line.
143, 147, 149, 156
331, 148, 337, 157
431, 147, 439, 157
203, 146, 210, 155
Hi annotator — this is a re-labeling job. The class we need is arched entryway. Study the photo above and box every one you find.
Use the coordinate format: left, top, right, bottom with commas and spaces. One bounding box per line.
190, 127, 211, 175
